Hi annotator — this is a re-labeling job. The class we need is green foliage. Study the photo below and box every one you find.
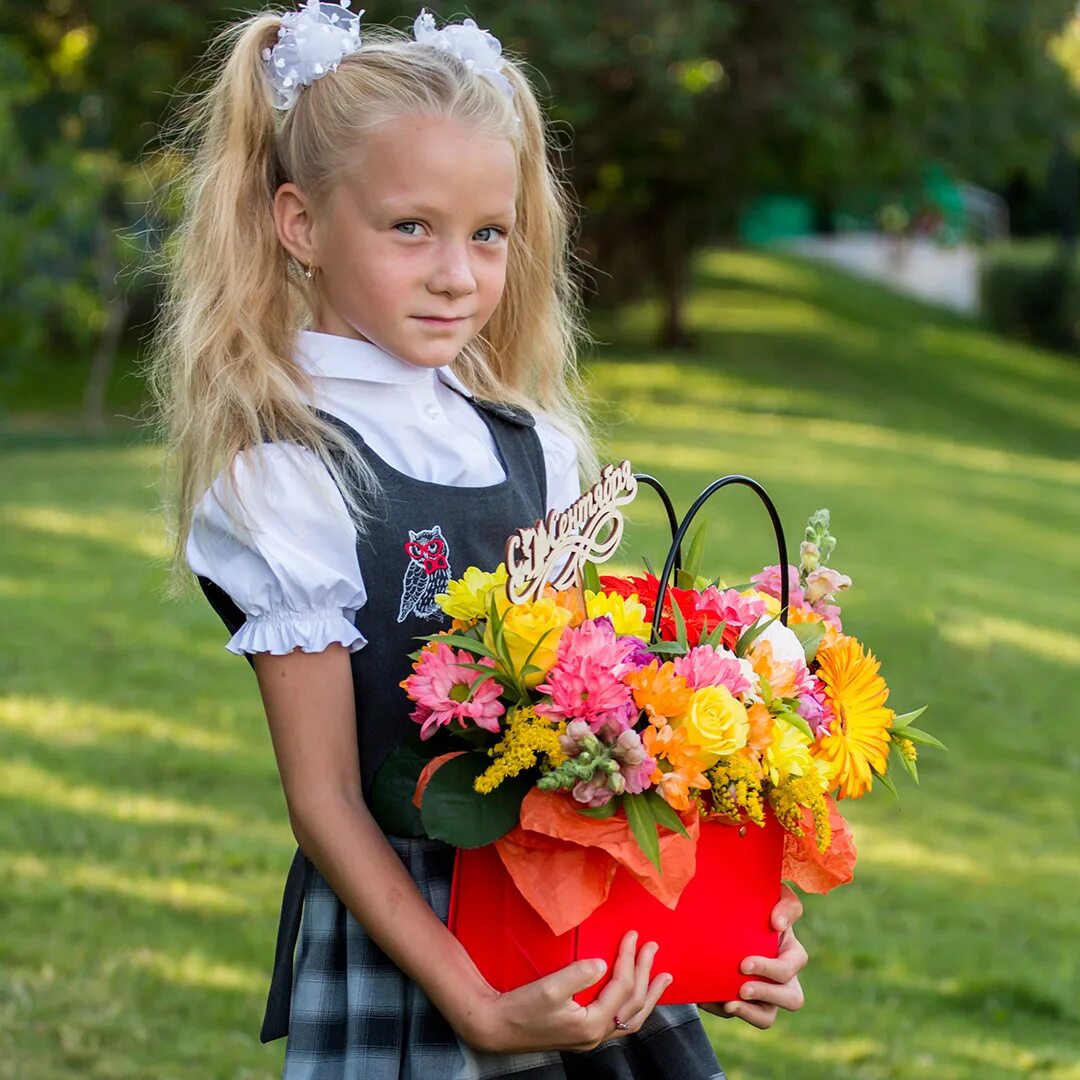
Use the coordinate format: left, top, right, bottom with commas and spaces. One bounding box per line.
979, 239, 1080, 354
419, 752, 533, 848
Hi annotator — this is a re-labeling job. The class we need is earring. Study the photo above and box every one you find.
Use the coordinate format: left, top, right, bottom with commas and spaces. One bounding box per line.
304, 263, 315, 280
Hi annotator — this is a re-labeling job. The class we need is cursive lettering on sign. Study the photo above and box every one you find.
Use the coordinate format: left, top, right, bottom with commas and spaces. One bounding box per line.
504, 460, 638, 604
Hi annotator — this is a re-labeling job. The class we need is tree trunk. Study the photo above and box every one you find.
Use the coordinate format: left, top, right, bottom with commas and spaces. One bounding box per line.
83, 222, 128, 433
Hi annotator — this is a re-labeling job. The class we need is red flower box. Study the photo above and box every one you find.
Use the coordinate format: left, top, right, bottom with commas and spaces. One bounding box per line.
448, 813, 785, 1006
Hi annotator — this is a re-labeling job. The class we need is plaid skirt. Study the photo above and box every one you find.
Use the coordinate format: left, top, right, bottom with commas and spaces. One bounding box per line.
275, 837, 726, 1080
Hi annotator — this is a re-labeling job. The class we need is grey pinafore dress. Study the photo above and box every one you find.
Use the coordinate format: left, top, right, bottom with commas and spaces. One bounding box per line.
199, 393, 726, 1079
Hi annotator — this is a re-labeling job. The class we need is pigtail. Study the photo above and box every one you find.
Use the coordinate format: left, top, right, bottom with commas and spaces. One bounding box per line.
146, 13, 378, 593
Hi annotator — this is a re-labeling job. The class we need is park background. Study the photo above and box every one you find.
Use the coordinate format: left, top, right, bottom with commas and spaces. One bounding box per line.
2, 2, 1079, 1077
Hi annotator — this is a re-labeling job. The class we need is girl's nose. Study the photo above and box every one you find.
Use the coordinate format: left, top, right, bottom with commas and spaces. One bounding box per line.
428, 242, 477, 298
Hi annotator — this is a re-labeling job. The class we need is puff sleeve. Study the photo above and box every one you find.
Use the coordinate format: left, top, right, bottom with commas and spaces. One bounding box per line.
533, 413, 582, 514
186, 443, 368, 656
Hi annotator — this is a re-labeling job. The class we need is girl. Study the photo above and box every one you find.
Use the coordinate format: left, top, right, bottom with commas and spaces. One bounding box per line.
149, 4, 808, 1077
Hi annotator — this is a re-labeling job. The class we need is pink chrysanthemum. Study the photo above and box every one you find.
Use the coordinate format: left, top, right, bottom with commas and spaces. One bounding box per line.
673, 645, 753, 696
402, 642, 505, 740
535, 619, 637, 736
695, 587, 768, 639
798, 678, 836, 738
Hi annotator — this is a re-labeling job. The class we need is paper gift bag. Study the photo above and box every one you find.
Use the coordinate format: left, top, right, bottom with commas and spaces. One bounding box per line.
448, 812, 785, 1006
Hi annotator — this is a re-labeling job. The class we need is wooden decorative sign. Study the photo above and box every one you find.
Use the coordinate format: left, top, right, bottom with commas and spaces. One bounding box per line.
504, 460, 638, 605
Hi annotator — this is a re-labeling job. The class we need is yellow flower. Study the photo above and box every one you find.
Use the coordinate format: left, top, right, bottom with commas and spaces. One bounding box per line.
474, 707, 567, 794
584, 589, 650, 639
484, 596, 573, 688
761, 717, 814, 787
768, 774, 832, 852
436, 563, 509, 621
675, 685, 750, 768
812, 636, 893, 800
706, 752, 766, 826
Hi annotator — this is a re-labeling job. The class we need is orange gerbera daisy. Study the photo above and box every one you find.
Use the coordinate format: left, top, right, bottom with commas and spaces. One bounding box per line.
626, 660, 693, 724
643, 722, 711, 810
812, 636, 893, 799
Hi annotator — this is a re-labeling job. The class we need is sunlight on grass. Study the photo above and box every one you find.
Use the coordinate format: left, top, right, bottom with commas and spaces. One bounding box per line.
940, 612, 1080, 666
855, 832, 991, 882
0, 505, 168, 560
0, 695, 245, 754
125, 948, 264, 993
0, 759, 280, 844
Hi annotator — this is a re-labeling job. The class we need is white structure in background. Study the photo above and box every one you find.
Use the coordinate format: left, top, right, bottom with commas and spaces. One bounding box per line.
784, 185, 1008, 316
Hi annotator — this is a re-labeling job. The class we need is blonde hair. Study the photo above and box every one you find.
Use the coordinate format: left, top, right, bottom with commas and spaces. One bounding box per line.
146, 11, 599, 592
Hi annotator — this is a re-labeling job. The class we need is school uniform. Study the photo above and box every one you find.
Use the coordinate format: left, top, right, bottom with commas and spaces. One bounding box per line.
188, 330, 727, 1079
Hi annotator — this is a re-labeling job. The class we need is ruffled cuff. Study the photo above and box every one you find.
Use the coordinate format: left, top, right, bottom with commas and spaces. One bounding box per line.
225, 607, 368, 656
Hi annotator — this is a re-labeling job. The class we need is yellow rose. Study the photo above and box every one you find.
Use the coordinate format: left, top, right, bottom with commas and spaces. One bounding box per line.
676, 685, 750, 767
437, 564, 509, 621
484, 597, 573, 688
585, 589, 650, 639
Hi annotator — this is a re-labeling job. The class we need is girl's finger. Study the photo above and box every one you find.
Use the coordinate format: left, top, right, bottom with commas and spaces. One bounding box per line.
739, 975, 805, 1013
590, 930, 642, 1013
621, 970, 671, 1033
741, 928, 809, 984
723, 999, 780, 1029
771, 884, 803, 930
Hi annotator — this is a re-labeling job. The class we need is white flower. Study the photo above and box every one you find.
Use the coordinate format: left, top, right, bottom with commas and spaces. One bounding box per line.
264, 1, 364, 111
754, 619, 806, 668
412, 8, 514, 99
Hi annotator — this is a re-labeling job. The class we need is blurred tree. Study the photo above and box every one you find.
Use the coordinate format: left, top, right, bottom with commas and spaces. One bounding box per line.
2, 0, 1078, 385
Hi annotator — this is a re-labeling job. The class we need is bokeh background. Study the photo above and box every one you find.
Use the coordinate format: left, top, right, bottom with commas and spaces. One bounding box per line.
2, 3, 1079, 1078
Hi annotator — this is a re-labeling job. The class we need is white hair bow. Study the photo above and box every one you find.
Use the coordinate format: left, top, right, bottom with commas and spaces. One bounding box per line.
412, 8, 514, 99
263, 1, 364, 111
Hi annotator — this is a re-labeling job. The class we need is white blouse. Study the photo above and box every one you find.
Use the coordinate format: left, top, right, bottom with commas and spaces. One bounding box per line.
186, 330, 581, 656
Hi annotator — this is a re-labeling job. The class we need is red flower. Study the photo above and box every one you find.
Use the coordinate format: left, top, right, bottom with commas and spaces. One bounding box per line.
599, 573, 733, 644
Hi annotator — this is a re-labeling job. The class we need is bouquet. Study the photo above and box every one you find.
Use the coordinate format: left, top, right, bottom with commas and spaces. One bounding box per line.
373, 467, 942, 1002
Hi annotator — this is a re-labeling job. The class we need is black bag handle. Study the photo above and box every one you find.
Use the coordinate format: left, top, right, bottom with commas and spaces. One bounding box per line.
649, 474, 790, 641
632, 472, 683, 577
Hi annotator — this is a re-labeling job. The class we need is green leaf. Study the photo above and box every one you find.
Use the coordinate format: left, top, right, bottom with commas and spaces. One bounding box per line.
777, 709, 814, 742
683, 521, 709, 585
647, 641, 688, 657
645, 790, 689, 838
420, 753, 532, 848
576, 796, 621, 819
583, 560, 601, 594
736, 614, 777, 657
699, 619, 726, 648
417, 632, 498, 661
892, 742, 919, 785
790, 621, 825, 664
891, 706, 929, 730
624, 793, 661, 872
670, 594, 689, 648
368, 737, 435, 838
642, 554, 657, 577
896, 725, 947, 752
874, 767, 901, 808
724, 582, 753, 593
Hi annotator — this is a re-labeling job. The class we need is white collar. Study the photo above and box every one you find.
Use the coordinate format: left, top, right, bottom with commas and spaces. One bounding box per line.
294, 329, 473, 398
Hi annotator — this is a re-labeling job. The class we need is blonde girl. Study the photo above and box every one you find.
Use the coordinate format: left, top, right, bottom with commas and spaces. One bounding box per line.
149, 5, 808, 1076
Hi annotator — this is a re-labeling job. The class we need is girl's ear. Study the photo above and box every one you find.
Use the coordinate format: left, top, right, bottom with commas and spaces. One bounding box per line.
273, 182, 319, 268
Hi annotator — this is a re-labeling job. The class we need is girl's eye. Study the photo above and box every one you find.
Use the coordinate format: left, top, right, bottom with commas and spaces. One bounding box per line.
394, 222, 424, 236
474, 226, 506, 244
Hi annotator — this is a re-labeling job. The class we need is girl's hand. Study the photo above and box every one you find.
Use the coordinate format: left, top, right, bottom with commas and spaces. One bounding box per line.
698, 885, 808, 1030
461, 930, 671, 1054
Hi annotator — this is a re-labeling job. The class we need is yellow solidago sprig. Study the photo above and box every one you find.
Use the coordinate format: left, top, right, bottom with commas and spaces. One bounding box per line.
705, 752, 766, 827
474, 706, 568, 794
436, 563, 509, 626
768, 772, 833, 852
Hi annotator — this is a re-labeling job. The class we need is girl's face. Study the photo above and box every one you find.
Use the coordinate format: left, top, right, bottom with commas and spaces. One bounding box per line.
277, 114, 518, 369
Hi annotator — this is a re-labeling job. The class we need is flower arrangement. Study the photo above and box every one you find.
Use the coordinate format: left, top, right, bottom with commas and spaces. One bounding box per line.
389, 509, 941, 898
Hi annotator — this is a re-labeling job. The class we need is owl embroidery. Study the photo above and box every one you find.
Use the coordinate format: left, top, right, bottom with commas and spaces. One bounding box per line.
397, 526, 452, 623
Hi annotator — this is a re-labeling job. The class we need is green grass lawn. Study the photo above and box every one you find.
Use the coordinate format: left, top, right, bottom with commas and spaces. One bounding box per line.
2, 249, 1078, 1079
